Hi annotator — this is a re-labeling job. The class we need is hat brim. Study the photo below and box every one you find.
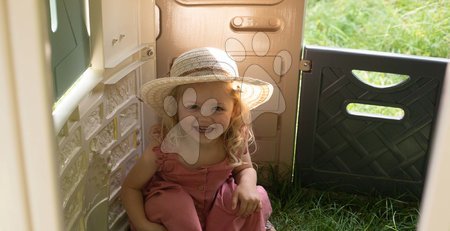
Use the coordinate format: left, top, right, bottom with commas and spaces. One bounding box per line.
141, 74, 274, 117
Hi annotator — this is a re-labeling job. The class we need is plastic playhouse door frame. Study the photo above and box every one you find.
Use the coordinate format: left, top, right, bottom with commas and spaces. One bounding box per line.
0, 0, 63, 230
418, 62, 450, 231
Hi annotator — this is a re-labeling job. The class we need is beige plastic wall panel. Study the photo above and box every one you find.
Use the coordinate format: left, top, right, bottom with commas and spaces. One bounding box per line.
233, 56, 281, 83
84, 151, 110, 211
108, 193, 126, 225
252, 139, 278, 163
66, 212, 84, 231
253, 113, 278, 137
124, 153, 139, 174
60, 150, 89, 203
101, 0, 139, 68
140, 0, 158, 44
57, 105, 89, 229
66, 108, 81, 131
105, 71, 138, 117
59, 126, 83, 172
63, 183, 85, 230
108, 151, 139, 227
56, 108, 81, 145
155, 0, 304, 170
89, 121, 117, 154
175, 0, 284, 5
123, 151, 139, 178
69, 215, 86, 231
110, 132, 139, 171
109, 211, 129, 231
109, 159, 129, 198
86, 199, 108, 231
118, 103, 139, 136
108, 149, 139, 197
82, 102, 104, 139
76, 74, 105, 113
56, 124, 68, 144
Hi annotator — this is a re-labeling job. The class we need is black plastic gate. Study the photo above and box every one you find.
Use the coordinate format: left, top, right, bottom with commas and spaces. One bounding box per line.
296, 46, 448, 197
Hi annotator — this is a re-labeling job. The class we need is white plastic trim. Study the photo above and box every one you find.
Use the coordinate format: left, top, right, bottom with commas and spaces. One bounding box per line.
3, 0, 63, 230
53, 68, 104, 133
104, 60, 146, 84
105, 44, 147, 68
0, 3, 31, 229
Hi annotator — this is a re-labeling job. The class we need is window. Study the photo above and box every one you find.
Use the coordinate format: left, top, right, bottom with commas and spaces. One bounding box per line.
49, 0, 90, 101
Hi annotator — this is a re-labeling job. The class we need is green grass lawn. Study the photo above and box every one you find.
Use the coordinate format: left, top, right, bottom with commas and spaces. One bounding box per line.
263, 0, 448, 229
268, 186, 419, 231
304, 0, 449, 59
261, 166, 419, 231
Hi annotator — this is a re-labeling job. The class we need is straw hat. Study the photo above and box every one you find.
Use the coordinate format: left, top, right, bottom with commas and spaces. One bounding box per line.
140, 47, 274, 117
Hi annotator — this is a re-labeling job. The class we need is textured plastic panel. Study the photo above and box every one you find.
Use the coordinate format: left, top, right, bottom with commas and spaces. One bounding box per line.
296, 46, 448, 197
57, 68, 142, 230
105, 71, 137, 117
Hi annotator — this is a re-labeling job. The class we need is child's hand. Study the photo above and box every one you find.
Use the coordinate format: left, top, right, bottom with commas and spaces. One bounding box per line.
231, 183, 262, 217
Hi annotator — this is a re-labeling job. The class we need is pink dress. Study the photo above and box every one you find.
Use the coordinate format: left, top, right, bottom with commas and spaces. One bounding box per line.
141, 147, 272, 231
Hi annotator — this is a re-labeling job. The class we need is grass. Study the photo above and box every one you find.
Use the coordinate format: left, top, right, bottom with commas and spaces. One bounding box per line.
304, 0, 450, 59
268, 185, 419, 231
259, 166, 419, 231
304, 0, 449, 117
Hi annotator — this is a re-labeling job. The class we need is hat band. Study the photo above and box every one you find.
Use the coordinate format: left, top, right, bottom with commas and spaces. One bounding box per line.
176, 67, 234, 77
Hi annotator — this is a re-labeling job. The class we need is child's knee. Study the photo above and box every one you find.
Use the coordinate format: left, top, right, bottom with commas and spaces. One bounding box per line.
213, 179, 238, 213
144, 188, 202, 230
257, 186, 273, 219
144, 188, 196, 219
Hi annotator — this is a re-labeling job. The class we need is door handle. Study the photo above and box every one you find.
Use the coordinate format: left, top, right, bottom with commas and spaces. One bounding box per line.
230, 16, 282, 32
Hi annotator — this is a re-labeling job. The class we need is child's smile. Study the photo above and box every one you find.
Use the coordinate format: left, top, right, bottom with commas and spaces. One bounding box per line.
177, 81, 235, 143
194, 125, 214, 134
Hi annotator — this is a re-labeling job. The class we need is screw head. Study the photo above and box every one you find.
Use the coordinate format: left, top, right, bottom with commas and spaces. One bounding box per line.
147, 49, 154, 57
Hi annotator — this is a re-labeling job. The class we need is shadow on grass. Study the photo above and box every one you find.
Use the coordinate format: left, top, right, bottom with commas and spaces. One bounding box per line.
258, 165, 419, 231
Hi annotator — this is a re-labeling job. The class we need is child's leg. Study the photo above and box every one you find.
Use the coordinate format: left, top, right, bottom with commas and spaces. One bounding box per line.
205, 178, 272, 231
144, 186, 202, 231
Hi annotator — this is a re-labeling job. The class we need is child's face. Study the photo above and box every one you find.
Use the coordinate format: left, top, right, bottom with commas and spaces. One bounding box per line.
177, 82, 235, 144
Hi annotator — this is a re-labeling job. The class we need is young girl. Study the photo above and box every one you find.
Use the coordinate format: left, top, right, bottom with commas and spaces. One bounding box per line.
121, 47, 274, 231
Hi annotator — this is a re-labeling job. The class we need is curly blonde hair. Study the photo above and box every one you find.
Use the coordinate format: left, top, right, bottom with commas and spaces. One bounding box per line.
158, 82, 255, 166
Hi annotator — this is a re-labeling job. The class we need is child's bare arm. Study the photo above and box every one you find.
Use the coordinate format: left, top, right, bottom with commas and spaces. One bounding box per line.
232, 153, 255, 184
120, 145, 163, 231
231, 153, 261, 217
